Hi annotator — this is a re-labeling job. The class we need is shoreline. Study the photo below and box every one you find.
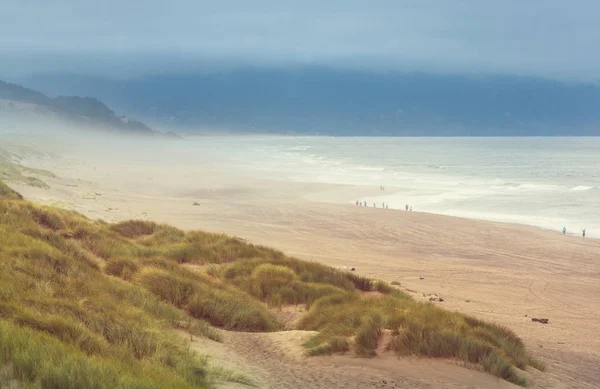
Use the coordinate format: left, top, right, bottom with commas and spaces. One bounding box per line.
296, 182, 597, 241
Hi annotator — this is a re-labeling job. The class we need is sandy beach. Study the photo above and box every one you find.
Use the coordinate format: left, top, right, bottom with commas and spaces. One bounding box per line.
10, 142, 600, 389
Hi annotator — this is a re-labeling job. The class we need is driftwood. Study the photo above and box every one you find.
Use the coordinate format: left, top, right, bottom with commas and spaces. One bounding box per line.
531, 318, 549, 324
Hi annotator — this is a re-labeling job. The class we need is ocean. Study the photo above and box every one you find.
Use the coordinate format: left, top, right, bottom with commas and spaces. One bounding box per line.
186, 136, 599, 238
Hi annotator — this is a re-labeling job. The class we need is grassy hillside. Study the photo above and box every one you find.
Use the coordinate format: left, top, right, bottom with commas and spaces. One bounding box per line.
0, 180, 544, 387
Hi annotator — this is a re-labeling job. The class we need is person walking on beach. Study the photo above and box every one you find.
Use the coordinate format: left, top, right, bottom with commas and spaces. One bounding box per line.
405, 204, 409, 211
582, 228, 586, 238
562, 226, 567, 235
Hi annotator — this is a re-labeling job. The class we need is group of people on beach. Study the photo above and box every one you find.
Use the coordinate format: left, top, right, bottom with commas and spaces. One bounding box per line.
562, 226, 586, 238
354, 200, 413, 211
355, 200, 389, 209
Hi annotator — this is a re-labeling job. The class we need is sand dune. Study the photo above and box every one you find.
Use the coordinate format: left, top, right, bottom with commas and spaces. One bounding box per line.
12, 146, 600, 389
191, 328, 519, 389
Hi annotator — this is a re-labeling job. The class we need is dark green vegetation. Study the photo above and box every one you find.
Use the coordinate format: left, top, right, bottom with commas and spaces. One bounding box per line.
25, 70, 600, 135
0, 181, 544, 387
0, 80, 155, 135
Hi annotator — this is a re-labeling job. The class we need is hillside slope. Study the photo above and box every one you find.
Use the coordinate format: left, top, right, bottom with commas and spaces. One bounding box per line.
22, 70, 600, 135
0, 180, 545, 388
0, 80, 155, 135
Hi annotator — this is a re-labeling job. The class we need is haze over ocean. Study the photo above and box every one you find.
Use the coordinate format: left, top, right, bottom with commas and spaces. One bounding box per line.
178, 136, 600, 237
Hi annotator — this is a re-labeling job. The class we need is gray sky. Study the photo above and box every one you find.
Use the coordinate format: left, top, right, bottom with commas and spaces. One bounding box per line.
2, 0, 600, 80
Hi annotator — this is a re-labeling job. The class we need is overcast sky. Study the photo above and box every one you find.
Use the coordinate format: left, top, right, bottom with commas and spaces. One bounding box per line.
2, 0, 599, 81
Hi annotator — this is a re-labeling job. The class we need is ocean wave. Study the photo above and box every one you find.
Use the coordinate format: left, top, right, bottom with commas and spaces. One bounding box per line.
356, 166, 385, 171
516, 183, 562, 190
285, 145, 312, 151
571, 185, 594, 191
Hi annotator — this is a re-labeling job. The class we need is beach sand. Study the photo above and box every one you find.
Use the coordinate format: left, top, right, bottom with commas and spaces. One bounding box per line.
12, 145, 600, 389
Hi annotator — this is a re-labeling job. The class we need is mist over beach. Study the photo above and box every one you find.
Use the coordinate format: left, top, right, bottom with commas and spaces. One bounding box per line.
3, 1, 600, 388
29, 134, 597, 236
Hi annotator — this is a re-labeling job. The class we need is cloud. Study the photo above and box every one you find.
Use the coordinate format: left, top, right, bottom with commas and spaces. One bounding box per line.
2, 0, 600, 80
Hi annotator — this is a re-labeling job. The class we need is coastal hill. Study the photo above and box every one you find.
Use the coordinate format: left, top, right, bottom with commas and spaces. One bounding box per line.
0, 80, 155, 135
21, 69, 600, 136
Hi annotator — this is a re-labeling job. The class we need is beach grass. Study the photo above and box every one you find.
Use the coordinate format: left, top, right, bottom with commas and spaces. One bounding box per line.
0, 179, 543, 387
298, 293, 544, 386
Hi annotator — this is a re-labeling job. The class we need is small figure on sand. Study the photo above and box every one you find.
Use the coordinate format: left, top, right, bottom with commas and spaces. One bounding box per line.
582, 228, 586, 238
373, 202, 376, 208
405, 204, 409, 211
385, 204, 389, 209
562, 226, 567, 235
356, 200, 359, 206
410, 206, 413, 211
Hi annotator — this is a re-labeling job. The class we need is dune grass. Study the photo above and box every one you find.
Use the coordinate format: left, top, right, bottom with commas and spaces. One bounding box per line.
138, 267, 279, 332
0, 320, 206, 389
0, 179, 543, 387
0, 198, 219, 388
299, 293, 545, 386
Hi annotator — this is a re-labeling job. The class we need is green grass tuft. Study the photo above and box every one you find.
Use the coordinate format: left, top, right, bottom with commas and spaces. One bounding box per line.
354, 314, 383, 357
308, 336, 350, 356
